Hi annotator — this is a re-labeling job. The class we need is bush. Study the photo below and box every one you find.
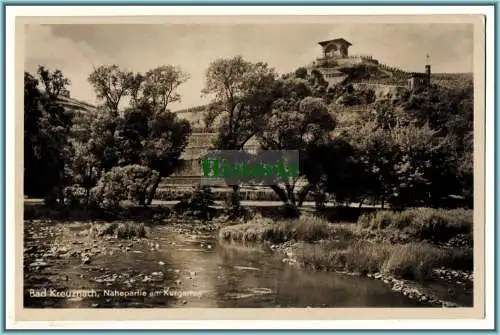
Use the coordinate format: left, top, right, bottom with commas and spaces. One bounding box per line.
172, 200, 190, 214
63, 185, 88, 208
281, 203, 301, 219
223, 190, 247, 220
115, 222, 146, 239
178, 185, 216, 221
360, 210, 394, 229
155, 188, 193, 201
294, 67, 308, 79
91, 165, 159, 209
313, 191, 327, 210
91, 222, 146, 239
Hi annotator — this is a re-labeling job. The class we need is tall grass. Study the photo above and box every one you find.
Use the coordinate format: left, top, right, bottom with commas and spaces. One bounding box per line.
219, 208, 474, 282
297, 241, 472, 281
220, 208, 473, 245
86, 221, 147, 239
219, 215, 356, 244
357, 208, 472, 243
114, 222, 146, 239
99, 222, 118, 236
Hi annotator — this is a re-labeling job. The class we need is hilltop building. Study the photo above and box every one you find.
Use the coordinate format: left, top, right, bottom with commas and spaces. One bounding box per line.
314, 38, 432, 92
318, 38, 352, 58
408, 55, 432, 91
407, 72, 430, 91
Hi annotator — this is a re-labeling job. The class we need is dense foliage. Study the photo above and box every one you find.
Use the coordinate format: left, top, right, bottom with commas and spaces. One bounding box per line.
25, 57, 473, 212
25, 64, 191, 208
24, 67, 73, 204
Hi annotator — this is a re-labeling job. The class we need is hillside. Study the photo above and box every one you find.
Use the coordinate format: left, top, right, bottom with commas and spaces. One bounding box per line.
430, 73, 474, 89
312, 56, 472, 87
54, 59, 473, 168
171, 60, 473, 122
57, 95, 96, 114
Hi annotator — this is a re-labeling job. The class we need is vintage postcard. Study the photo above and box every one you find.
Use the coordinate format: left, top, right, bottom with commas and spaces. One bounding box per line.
5, 4, 494, 330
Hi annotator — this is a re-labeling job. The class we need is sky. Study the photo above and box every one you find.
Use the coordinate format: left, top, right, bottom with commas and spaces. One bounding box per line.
24, 23, 474, 110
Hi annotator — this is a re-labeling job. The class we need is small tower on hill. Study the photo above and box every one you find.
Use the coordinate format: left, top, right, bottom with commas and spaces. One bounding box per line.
318, 38, 352, 58
408, 54, 432, 91
425, 54, 431, 85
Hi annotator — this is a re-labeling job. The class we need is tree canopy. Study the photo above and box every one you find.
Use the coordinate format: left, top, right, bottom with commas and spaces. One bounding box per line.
25, 58, 473, 212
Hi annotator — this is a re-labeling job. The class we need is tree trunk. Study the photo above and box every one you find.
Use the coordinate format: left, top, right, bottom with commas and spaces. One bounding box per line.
231, 184, 240, 205
358, 198, 364, 208
138, 193, 147, 207
297, 183, 315, 207
85, 187, 91, 205
85, 165, 93, 204
269, 184, 289, 204
284, 182, 296, 206
146, 176, 162, 206
269, 184, 302, 218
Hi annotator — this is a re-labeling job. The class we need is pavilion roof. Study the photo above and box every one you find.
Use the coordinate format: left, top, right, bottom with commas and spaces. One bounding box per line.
318, 38, 352, 47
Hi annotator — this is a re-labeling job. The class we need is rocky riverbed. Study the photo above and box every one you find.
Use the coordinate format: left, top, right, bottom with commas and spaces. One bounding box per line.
24, 219, 434, 308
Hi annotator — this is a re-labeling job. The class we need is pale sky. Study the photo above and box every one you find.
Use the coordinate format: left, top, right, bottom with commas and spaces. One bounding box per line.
24, 23, 473, 110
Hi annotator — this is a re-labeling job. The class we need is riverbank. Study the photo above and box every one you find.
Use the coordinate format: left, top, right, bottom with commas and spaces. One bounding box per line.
218, 208, 474, 307
24, 217, 426, 308
267, 240, 472, 307
23, 202, 473, 307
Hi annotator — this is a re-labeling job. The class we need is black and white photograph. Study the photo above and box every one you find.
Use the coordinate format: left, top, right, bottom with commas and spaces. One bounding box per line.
17, 12, 486, 319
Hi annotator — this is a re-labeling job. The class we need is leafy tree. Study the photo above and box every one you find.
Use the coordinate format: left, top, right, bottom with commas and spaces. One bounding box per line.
87, 65, 135, 114
403, 84, 473, 138
204, 61, 337, 213
77, 64, 134, 196
346, 117, 410, 209
24, 72, 43, 196
78, 65, 192, 206
185, 185, 216, 221
308, 69, 329, 94
140, 66, 190, 113
202, 56, 280, 202
400, 84, 473, 207
24, 66, 73, 204
343, 102, 461, 209
294, 67, 308, 79
303, 138, 365, 206
389, 122, 448, 208
140, 109, 191, 204
256, 80, 336, 210
203, 55, 279, 151
68, 106, 121, 202
203, 103, 223, 129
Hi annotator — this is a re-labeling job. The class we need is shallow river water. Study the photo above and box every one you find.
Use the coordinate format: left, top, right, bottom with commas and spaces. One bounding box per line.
24, 222, 430, 308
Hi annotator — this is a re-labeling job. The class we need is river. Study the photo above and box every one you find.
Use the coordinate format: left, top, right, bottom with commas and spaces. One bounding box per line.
24, 221, 429, 308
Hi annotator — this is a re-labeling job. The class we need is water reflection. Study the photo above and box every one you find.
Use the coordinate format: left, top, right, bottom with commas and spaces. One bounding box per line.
24, 223, 428, 308
214, 241, 425, 308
